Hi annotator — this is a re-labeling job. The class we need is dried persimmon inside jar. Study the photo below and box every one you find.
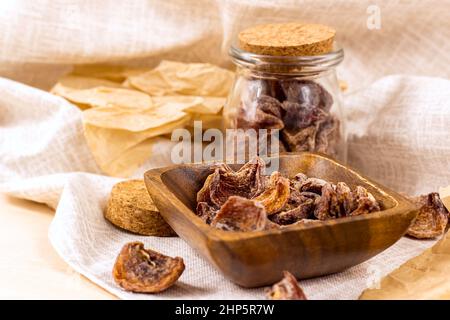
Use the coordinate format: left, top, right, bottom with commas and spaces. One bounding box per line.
223, 22, 346, 161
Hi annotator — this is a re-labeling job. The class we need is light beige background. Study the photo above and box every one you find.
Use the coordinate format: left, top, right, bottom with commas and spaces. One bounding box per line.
0, 194, 113, 299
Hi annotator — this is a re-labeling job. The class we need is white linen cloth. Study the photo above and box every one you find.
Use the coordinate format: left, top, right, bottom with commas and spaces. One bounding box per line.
0, 0, 449, 299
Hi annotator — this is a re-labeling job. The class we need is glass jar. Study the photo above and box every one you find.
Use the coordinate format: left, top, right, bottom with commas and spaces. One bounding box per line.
223, 44, 346, 162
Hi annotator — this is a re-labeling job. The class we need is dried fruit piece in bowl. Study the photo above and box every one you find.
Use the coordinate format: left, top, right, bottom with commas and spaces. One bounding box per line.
195, 157, 382, 230
196, 169, 219, 205
299, 177, 327, 194
407, 193, 449, 239
271, 199, 315, 225
335, 182, 355, 215
289, 172, 308, 191
196, 202, 217, 224
349, 185, 381, 216
197, 157, 266, 208
315, 183, 380, 220
210, 196, 267, 232
283, 188, 312, 212
266, 271, 307, 300
112, 242, 185, 293
314, 182, 340, 220
253, 171, 290, 215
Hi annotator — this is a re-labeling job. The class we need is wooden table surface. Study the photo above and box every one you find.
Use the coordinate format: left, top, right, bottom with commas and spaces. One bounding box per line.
0, 193, 115, 299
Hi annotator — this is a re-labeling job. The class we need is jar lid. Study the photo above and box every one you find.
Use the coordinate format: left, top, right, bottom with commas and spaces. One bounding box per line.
238, 22, 336, 56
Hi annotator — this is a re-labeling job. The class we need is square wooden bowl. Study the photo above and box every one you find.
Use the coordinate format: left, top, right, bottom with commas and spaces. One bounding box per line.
144, 153, 417, 288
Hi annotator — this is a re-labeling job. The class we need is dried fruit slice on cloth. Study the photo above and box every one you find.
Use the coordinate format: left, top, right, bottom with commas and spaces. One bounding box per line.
266, 271, 307, 300
407, 193, 449, 239
113, 242, 185, 293
253, 171, 290, 215
210, 196, 267, 232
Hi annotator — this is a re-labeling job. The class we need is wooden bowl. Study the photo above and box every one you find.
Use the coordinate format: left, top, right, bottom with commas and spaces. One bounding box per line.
144, 153, 417, 288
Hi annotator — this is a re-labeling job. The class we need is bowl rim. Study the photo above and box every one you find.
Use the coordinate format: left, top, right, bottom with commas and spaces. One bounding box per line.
144, 152, 417, 243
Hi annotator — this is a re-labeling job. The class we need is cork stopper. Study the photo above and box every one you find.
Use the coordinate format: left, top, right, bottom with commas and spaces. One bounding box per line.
238, 22, 336, 56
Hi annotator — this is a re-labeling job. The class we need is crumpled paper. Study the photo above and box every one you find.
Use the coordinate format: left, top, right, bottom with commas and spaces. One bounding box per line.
439, 186, 450, 212
126, 60, 234, 97
51, 61, 234, 177
360, 187, 450, 299
360, 231, 450, 299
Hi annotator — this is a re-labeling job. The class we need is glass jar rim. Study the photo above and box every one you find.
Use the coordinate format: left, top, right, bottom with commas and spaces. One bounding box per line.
229, 43, 344, 74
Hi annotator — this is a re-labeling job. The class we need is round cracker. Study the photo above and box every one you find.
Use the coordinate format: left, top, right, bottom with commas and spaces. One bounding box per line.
105, 180, 176, 236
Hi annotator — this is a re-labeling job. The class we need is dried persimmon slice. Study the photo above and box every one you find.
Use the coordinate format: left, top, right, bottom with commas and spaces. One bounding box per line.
271, 199, 315, 225
112, 242, 185, 293
196, 163, 231, 204
315, 116, 340, 155
253, 171, 290, 215
257, 95, 283, 118
314, 182, 339, 220
407, 193, 449, 239
280, 79, 332, 111
266, 271, 307, 300
335, 182, 355, 215
289, 172, 308, 191
299, 177, 327, 194
281, 125, 317, 152
349, 186, 380, 216
315, 183, 380, 220
210, 196, 267, 232
281, 100, 327, 132
237, 106, 285, 130
206, 157, 266, 207
196, 202, 217, 224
